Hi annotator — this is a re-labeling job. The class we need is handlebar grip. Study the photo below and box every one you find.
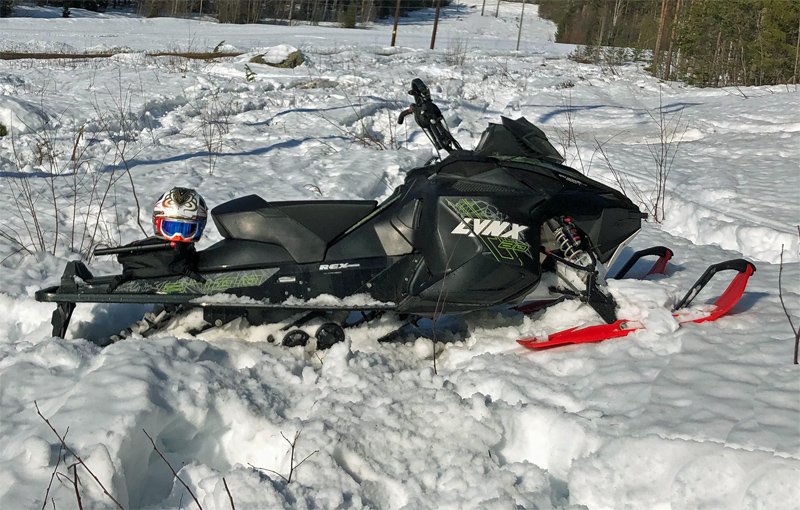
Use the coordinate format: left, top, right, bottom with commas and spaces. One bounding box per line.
398, 107, 413, 125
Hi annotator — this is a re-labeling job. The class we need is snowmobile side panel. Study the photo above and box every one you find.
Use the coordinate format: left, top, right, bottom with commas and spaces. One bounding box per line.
197, 240, 293, 272
419, 258, 538, 308
326, 205, 413, 260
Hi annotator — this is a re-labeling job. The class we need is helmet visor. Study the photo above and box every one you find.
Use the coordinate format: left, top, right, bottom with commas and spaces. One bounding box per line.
155, 218, 202, 241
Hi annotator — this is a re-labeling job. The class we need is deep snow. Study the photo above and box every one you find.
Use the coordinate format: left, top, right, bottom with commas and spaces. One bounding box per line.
0, 4, 798, 510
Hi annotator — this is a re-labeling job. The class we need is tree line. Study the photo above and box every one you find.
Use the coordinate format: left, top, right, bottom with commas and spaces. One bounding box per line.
2, 1, 452, 26
537, 0, 800, 87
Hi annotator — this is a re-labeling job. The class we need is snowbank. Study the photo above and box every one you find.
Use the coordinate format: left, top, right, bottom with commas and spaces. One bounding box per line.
0, 95, 48, 134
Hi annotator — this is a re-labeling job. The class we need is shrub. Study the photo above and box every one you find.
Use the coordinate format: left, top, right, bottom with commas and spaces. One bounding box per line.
340, 2, 357, 29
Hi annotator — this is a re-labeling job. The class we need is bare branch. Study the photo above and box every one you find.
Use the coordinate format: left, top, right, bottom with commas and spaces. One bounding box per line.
34, 402, 125, 510
142, 429, 203, 510
248, 429, 318, 484
778, 233, 800, 365
72, 464, 83, 510
223, 478, 235, 510
41, 428, 67, 510
247, 463, 288, 484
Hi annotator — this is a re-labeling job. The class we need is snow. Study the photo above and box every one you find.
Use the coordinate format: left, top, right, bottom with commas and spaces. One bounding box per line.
1, 3, 799, 510
255, 44, 300, 65
0, 94, 48, 134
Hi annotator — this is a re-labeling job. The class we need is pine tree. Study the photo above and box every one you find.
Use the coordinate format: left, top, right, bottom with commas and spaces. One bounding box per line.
0, 0, 13, 18
538, 0, 800, 87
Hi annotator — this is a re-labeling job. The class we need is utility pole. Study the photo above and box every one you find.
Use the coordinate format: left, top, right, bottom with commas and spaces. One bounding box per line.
430, 0, 442, 50
495, 0, 501, 18
481, 0, 486, 16
390, 0, 401, 47
516, 0, 525, 51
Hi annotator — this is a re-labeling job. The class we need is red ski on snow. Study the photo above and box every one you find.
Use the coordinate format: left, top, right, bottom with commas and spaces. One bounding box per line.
518, 258, 756, 351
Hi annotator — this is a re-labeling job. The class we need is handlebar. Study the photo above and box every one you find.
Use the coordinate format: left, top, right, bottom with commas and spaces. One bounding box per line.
397, 78, 462, 153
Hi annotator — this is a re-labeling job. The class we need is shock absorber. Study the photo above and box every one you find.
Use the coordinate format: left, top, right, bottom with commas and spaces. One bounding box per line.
545, 217, 617, 323
546, 217, 594, 268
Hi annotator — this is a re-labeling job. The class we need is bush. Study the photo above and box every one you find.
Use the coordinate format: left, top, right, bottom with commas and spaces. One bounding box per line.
250, 50, 304, 69
340, 2, 357, 29
0, 122, 7, 137
0, 0, 12, 18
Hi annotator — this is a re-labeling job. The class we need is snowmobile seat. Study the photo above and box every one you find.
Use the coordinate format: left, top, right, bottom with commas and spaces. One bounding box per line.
211, 195, 377, 263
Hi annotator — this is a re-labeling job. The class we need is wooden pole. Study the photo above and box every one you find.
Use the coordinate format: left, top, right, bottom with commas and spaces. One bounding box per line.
430, 0, 442, 50
495, 0, 501, 18
516, 1, 526, 51
481, 0, 486, 16
390, 0, 402, 47
653, 0, 669, 77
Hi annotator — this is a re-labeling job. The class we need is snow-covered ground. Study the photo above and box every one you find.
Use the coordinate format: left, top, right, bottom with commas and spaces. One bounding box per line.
1, 5, 798, 509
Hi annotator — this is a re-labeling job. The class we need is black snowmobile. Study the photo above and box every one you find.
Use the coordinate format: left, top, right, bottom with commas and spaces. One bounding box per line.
36, 79, 755, 349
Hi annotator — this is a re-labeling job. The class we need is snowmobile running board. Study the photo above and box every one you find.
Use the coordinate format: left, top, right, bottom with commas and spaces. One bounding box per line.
35, 261, 398, 338
35, 286, 396, 310
518, 259, 756, 350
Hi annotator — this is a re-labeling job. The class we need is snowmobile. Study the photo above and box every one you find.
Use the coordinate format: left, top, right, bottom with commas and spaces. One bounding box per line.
35, 79, 756, 349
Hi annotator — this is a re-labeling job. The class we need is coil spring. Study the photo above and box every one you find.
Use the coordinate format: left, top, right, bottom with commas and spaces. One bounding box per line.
551, 217, 593, 267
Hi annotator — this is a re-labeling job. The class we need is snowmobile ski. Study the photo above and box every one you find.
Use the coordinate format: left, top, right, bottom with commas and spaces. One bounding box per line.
517, 259, 756, 350
611, 246, 673, 279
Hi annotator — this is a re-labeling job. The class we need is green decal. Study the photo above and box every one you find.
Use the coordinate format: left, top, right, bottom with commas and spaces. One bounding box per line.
446, 198, 533, 265
117, 268, 277, 295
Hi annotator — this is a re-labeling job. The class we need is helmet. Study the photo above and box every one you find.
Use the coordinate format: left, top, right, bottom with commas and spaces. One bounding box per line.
152, 187, 207, 243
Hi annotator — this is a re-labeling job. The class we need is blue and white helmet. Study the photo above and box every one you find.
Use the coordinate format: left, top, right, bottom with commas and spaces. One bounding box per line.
152, 187, 208, 243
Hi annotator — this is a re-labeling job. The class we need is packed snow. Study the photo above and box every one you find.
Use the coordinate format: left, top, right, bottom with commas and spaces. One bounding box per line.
0, 4, 798, 510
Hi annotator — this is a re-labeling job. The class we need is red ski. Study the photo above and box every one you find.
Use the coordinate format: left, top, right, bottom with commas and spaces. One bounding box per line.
518, 259, 756, 351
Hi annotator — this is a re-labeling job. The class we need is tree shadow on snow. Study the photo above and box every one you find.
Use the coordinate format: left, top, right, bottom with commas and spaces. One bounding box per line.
100, 136, 347, 174
533, 101, 703, 124
246, 96, 402, 127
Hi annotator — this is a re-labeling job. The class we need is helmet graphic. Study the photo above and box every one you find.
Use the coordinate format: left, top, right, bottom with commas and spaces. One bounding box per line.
152, 187, 208, 243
